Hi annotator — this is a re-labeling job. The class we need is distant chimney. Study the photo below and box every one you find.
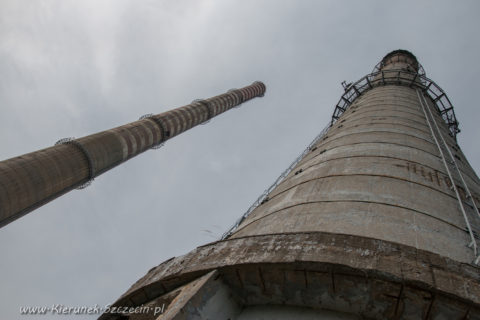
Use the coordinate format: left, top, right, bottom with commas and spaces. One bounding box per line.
0, 81, 266, 228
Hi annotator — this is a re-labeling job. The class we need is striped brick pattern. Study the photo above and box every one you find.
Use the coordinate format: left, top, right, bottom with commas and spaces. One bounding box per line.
0, 81, 266, 228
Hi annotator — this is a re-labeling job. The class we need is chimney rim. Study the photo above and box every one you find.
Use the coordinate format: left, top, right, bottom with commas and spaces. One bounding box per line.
380, 49, 420, 71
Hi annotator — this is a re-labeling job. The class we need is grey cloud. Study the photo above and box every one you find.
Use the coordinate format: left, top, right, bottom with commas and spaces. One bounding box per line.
1, 0, 480, 319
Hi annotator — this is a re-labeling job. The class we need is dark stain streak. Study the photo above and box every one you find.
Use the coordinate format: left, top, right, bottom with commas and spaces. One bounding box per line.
424, 293, 435, 320
235, 269, 243, 288
394, 283, 404, 316
330, 270, 336, 294
257, 268, 266, 293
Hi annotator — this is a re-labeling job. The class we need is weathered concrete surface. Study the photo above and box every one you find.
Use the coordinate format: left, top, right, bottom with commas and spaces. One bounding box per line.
237, 305, 358, 320
99, 232, 480, 319
232, 83, 480, 264
157, 270, 241, 320
0, 81, 266, 228
102, 51, 480, 319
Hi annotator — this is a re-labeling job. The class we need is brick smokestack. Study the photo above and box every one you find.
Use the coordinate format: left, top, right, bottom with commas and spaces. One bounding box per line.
0, 81, 266, 228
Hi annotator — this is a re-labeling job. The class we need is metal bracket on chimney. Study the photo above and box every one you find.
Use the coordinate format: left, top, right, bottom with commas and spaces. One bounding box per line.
139, 114, 166, 149
192, 99, 213, 124
55, 137, 95, 189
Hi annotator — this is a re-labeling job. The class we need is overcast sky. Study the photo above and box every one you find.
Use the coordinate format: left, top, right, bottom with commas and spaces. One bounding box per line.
1, 1, 480, 319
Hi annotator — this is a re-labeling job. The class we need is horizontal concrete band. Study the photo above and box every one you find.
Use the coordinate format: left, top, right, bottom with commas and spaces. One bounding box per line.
286, 154, 480, 194
0, 81, 266, 228
314, 131, 440, 157
230, 202, 474, 263
355, 98, 425, 109
299, 139, 478, 188
104, 232, 480, 315
340, 107, 428, 124
269, 157, 480, 209
324, 128, 436, 147
281, 157, 480, 220
237, 192, 471, 230
337, 113, 430, 129
261, 173, 471, 223
335, 120, 432, 136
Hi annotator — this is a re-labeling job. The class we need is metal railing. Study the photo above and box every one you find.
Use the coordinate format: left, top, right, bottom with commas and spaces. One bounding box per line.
372, 59, 426, 77
331, 69, 459, 138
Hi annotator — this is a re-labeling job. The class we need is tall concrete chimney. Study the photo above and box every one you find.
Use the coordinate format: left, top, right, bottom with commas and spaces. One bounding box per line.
0, 81, 266, 228
101, 51, 480, 319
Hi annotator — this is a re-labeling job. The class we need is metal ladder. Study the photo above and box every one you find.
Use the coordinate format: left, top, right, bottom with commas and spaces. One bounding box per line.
417, 89, 480, 265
